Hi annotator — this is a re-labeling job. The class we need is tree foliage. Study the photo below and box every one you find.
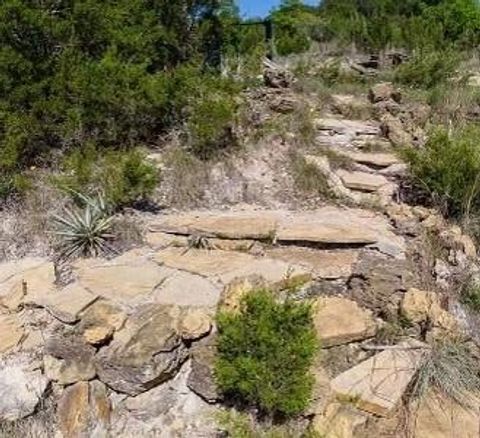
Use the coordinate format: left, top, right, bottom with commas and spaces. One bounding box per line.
0, 0, 237, 197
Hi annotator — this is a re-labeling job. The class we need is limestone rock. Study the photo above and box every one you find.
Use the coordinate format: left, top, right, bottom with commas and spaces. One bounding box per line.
154, 247, 309, 289
35, 283, 98, 324
0, 355, 49, 421
263, 62, 295, 88
401, 288, 458, 333
331, 94, 371, 117
145, 231, 189, 249
369, 82, 401, 103
336, 169, 389, 192
277, 208, 405, 258
75, 252, 173, 304
313, 402, 367, 438
343, 152, 400, 168
79, 300, 127, 345
149, 212, 277, 240
179, 308, 212, 340
220, 275, 266, 313
153, 270, 221, 307
266, 247, 359, 279
313, 297, 376, 347
381, 113, 412, 146
414, 391, 480, 438
0, 258, 55, 303
331, 341, 427, 416
115, 361, 217, 437
45, 336, 96, 385
57, 380, 110, 438
188, 343, 219, 403
0, 314, 24, 354
315, 118, 380, 136
95, 304, 188, 395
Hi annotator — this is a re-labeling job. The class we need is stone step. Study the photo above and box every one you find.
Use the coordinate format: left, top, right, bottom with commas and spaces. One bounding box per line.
315, 118, 380, 136
336, 169, 390, 192
339, 151, 401, 168
331, 340, 427, 416
148, 208, 405, 257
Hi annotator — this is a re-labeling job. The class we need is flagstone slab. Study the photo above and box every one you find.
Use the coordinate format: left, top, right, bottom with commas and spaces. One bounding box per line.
331, 341, 427, 416
336, 169, 389, 192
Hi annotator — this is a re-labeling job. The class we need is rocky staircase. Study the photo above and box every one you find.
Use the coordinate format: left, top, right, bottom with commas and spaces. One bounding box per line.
0, 81, 478, 437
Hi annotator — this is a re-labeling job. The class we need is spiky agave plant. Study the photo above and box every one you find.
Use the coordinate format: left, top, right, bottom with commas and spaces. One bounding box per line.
53, 193, 114, 258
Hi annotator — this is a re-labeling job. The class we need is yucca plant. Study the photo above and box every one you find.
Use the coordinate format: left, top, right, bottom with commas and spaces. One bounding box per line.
53, 193, 114, 258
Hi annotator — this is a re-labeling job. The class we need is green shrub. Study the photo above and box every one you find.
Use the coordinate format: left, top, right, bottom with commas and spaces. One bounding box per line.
57, 147, 159, 208
461, 278, 480, 312
215, 289, 318, 418
394, 50, 459, 89
402, 126, 480, 217
187, 91, 239, 160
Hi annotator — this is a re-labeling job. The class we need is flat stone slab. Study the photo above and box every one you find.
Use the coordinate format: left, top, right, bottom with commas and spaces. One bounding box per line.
331, 341, 427, 416
149, 208, 405, 258
313, 297, 376, 347
0, 258, 55, 300
149, 211, 277, 240
0, 314, 24, 354
266, 248, 359, 279
153, 270, 221, 307
342, 152, 400, 168
315, 118, 380, 136
35, 283, 99, 324
154, 248, 309, 287
336, 169, 389, 192
74, 251, 174, 304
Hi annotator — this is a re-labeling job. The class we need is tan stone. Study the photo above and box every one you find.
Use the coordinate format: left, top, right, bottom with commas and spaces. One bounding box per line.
83, 326, 114, 345
75, 254, 173, 303
313, 402, 367, 438
220, 276, 266, 313
145, 231, 188, 249
0, 314, 24, 354
154, 247, 309, 288
401, 288, 458, 332
266, 248, 358, 279
79, 300, 127, 345
414, 391, 480, 438
36, 283, 98, 324
179, 308, 212, 340
343, 152, 400, 168
369, 82, 401, 103
149, 212, 277, 240
153, 270, 221, 307
0, 258, 55, 302
57, 381, 110, 438
336, 169, 389, 192
316, 118, 380, 136
331, 341, 427, 416
313, 297, 376, 347
275, 208, 405, 259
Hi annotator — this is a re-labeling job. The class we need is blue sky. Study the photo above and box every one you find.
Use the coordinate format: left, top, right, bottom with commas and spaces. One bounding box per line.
238, 0, 318, 18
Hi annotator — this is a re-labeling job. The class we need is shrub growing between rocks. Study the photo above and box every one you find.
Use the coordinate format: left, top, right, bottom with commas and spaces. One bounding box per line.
403, 125, 480, 218
215, 289, 318, 418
